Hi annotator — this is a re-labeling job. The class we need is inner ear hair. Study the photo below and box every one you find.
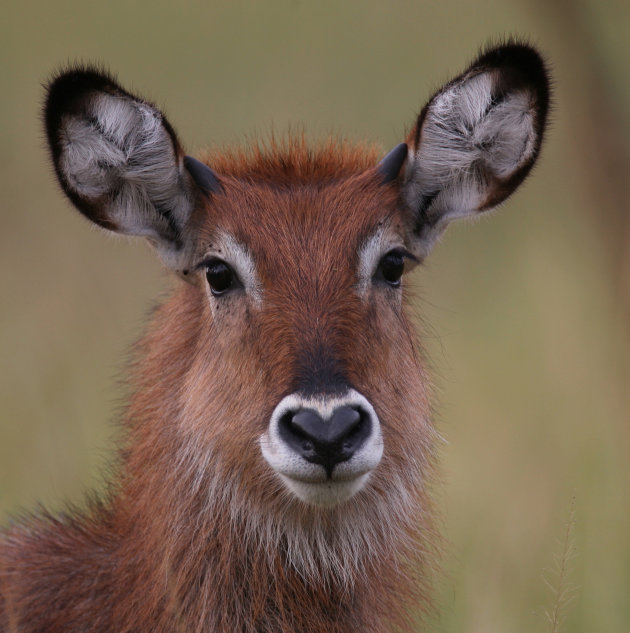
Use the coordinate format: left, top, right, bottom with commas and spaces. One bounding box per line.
45, 66, 198, 263
401, 41, 550, 258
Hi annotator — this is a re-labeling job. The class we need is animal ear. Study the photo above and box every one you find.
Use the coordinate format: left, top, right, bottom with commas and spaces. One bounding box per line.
397, 43, 550, 259
44, 67, 221, 269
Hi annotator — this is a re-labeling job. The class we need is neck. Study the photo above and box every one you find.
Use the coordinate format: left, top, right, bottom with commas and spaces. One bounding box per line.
117, 446, 435, 632
110, 290, 438, 632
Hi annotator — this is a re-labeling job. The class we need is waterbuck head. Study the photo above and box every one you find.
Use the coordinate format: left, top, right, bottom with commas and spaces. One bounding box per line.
44, 43, 548, 525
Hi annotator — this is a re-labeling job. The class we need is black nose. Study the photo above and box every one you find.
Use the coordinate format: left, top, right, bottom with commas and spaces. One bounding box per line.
278, 405, 372, 477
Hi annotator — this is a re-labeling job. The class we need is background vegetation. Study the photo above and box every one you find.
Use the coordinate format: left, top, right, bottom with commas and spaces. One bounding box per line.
1, 1, 628, 631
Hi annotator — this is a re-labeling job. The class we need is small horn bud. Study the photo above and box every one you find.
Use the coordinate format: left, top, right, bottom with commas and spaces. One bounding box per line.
378, 143, 408, 183
184, 155, 222, 195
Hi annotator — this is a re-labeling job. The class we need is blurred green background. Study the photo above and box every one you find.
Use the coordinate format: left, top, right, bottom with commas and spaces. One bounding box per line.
1, 1, 629, 631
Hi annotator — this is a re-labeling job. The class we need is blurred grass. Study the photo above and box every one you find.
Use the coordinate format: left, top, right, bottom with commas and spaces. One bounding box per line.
1, 1, 629, 632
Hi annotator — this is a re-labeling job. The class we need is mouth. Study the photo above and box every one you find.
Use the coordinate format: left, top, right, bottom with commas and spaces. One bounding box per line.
277, 471, 373, 508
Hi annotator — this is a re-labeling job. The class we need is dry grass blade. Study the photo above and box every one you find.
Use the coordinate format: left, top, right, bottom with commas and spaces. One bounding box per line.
544, 496, 577, 633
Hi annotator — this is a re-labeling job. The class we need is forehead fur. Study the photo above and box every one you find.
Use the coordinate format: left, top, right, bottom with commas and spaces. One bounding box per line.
196, 157, 402, 272
192, 134, 404, 291
198, 133, 382, 184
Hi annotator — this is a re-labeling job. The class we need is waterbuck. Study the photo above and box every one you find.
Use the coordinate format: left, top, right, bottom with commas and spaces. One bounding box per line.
1, 43, 549, 632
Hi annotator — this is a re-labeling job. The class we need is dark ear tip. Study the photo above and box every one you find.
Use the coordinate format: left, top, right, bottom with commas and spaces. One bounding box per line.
479, 40, 544, 61
475, 39, 546, 71
472, 40, 551, 137
45, 67, 120, 116
474, 40, 550, 97
46, 65, 118, 94
44, 66, 123, 155
184, 155, 223, 195
378, 142, 408, 184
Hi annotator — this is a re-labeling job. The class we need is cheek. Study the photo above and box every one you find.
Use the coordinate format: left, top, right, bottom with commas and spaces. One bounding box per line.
176, 343, 275, 498
345, 292, 403, 385
348, 298, 433, 466
177, 300, 285, 456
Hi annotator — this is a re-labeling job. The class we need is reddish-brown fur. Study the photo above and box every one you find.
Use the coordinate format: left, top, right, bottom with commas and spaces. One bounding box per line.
2, 43, 550, 632
1, 139, 438, 633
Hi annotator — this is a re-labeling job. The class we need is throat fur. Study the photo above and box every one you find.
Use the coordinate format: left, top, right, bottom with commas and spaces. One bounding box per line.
150, 503, 434, 633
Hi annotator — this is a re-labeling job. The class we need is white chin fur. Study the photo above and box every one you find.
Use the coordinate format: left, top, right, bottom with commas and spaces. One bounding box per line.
279, 473, 372, 508
260, 389, 384, 507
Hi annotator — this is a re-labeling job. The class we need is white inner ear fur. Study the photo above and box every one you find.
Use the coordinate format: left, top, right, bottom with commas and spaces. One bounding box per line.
404, 71, 536, 257
59, 92, 191, 243
203, 231, 263, 311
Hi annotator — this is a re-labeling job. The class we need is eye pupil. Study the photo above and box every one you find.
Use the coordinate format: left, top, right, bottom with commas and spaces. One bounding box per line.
378, 251, 405, 286
205, 261, 234, 295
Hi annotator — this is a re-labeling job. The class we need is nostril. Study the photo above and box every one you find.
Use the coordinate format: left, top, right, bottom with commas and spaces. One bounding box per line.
332, 406, 371, 458
291, 409, 326, 439
327, 405, 361, 444
278, 409, 324, 459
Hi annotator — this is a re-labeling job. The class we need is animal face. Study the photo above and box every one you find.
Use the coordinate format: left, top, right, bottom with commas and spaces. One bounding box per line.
44, 44, 549, 510
178, 165, 427, 507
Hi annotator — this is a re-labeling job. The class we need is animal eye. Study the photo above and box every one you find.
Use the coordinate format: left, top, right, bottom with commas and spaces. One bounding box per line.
375, 250, 405, 287
205, 260, 237, 296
